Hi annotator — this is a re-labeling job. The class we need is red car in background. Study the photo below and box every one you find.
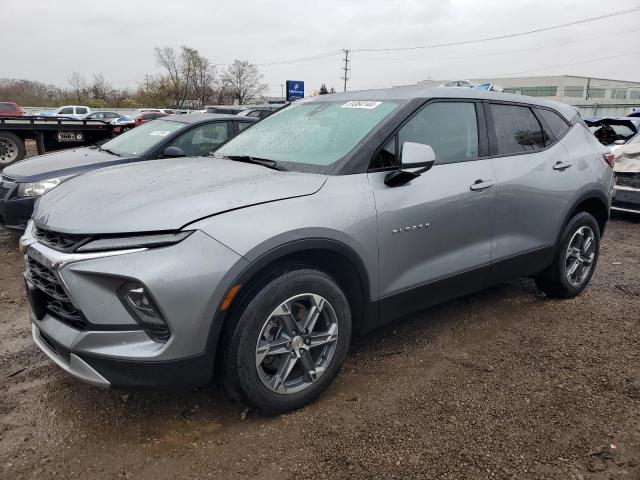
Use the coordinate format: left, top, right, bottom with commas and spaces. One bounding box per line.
0, 102, 23, 117
132, 111, 167, 127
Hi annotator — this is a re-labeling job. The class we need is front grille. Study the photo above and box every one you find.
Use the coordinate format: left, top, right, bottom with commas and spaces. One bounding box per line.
34, 227, 90, 252
616, 173, 640, 190
25, 256, 86, 329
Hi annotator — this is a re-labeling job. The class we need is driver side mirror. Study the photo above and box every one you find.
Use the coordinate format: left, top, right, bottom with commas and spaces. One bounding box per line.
163, 146, 186, 158
384, 142, 436, 187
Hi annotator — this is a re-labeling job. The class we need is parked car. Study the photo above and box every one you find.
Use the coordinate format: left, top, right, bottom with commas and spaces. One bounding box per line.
80, 111, 134, 135
583, 116, 640, 146
236, 108, 278, 120
0, 102, 23, 117
81, 111, 126, 121
39, 105, 91, 119
111, 116, 135, 135
205, 105, 247, 115
20, 87, 612, 414
0, 113, 255, 230
612, 131, 640, 213
132, 111, 167, 127
132, 108, 174, 115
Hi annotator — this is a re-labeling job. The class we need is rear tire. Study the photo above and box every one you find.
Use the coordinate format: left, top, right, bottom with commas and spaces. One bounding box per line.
0, 132, 26, 166
221, 266, 352, 415
535, 211, 600, 298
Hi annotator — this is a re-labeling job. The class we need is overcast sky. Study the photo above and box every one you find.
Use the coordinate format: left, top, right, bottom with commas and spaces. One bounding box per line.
3, 0, 640, 96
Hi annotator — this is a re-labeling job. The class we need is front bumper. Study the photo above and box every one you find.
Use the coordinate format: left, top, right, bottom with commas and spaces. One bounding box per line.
612, 185, 640, 214
23, 225, 247, 388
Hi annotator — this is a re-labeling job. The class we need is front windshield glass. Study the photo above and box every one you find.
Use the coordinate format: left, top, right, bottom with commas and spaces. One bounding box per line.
216, 100, 399, 167
100, 119, 183, 156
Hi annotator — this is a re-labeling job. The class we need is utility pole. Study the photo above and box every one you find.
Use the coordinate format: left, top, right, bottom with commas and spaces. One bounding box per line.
280, 84, 284, 99
341, 49, 350, 92
144, 75, 150, 96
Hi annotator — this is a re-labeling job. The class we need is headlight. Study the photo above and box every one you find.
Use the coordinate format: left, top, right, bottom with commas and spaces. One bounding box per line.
17, 176, 73, 198
75, 231, 193, 253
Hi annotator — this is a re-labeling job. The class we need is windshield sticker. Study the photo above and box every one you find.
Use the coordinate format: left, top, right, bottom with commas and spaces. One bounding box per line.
149, 130, 171, 136
341, 101, 382, 109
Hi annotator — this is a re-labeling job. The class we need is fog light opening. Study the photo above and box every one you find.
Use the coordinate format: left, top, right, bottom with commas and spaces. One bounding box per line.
117, 282, 170, 342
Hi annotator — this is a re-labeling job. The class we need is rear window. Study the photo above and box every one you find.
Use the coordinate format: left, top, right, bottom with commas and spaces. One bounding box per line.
0, 103, 16, 112
490, 104, 546, 155
537, 108, 570, 139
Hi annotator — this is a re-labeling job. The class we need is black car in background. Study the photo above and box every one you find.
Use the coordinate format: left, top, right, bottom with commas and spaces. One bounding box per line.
0, 113, 256, 231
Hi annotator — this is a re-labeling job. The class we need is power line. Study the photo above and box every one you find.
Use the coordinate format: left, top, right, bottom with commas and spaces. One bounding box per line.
256, 50, 341, 67
352, 6, 640, 53
490, 50, 640, 78
354, 27, 640, 63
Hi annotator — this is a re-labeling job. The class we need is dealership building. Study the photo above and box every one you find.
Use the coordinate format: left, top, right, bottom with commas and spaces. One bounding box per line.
418, 75, 640, 116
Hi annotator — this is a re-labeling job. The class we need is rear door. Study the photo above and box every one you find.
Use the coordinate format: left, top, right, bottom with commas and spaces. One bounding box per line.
368, 100, 496, 323
486, 102, 581, 282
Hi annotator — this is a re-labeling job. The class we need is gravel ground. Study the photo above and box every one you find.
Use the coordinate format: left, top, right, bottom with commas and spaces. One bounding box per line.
1, 217, 639, 480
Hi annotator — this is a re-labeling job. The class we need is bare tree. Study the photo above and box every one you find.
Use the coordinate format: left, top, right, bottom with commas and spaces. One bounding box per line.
155, 46, 214, 108
155, 47, 182, 106
222, 60, 267, 105
68, 72, 87, 103
90, 73, 111, 100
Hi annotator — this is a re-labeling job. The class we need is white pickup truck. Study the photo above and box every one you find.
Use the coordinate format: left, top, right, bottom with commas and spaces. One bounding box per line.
39, 105, 92, 119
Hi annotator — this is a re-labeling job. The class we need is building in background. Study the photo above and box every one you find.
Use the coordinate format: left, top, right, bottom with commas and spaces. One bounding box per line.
418, 75, 640, 116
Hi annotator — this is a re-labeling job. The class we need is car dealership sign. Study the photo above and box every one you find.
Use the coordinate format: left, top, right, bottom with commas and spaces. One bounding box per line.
286, 80, 304, 101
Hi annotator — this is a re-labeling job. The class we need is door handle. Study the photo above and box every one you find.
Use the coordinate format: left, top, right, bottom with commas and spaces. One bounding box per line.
469, 179, 494, 191
553, 161, 573, 171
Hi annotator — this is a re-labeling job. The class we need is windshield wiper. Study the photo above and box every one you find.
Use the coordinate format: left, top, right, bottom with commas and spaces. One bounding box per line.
99, 146, 121, 157
220, 155, 285, 171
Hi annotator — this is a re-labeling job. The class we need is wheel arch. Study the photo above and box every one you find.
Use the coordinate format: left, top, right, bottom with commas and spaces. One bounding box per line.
206, 238, 377, 363
566, 191, 610, 237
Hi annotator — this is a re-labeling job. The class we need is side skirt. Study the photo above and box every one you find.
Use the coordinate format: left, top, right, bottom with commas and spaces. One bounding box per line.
377, 246, 554, 326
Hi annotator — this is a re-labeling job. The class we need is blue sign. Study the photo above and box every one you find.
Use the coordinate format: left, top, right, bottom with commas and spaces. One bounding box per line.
286, 80, 304, 101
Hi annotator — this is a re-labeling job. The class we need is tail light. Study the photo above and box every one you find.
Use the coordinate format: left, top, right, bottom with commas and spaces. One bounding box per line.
603, 152, 615, 168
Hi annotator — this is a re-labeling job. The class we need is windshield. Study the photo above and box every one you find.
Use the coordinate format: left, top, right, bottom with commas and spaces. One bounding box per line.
216, 100, 399, 167
99, 119, 184, 156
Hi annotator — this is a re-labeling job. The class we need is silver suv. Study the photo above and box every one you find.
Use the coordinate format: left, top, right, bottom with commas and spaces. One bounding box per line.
21, 87, 613, 414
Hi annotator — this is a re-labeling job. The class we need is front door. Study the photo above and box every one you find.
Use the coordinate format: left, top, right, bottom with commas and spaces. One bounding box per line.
368, 101, 496, 324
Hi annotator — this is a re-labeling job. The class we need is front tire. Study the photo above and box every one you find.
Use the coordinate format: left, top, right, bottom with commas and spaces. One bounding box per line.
222, 266, 352, 415
535, 211, 600, 298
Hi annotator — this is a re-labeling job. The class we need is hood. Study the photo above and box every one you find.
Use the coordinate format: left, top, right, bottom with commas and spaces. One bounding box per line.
4, 147, 137, 182
33, 157, 327, 234
614, 143, 640, 173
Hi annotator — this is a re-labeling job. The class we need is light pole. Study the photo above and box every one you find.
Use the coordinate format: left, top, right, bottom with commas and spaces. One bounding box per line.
280, 84, 284, 100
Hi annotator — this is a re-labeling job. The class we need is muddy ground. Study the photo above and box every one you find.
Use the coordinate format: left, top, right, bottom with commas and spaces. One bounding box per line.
1, 217, 639, 480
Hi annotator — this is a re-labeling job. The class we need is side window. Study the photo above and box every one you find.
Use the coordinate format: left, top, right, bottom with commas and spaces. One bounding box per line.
59, 107, 73, 114
536, 108, 570, 140
76, 107, 88, 115
237, 122, 252, 131
169, 123, 229, 156
490, 104, 546, 155
247, 110, 261, 118
397, 102, 479, 164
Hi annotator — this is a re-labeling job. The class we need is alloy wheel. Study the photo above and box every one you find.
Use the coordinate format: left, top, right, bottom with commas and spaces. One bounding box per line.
255, 293, 339, 395
565, 226, 596, 287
